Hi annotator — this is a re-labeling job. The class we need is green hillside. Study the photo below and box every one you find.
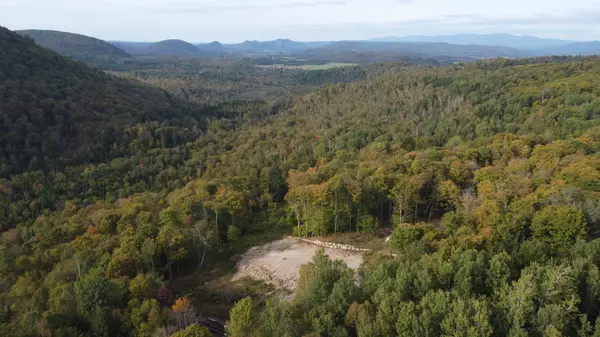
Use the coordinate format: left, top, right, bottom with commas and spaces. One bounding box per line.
17, 29, 132, 66
146, 39, 201, 55
0, 26, 218, 228
3, 23, 600, 337
1, 26, 209, 176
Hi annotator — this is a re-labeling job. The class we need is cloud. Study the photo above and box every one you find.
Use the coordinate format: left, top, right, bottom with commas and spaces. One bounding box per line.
436, 10, 600, 27
275, 9, 600, 41
141, 0, 347, 14
1, 0, 598, 42
278, 1, 347, 8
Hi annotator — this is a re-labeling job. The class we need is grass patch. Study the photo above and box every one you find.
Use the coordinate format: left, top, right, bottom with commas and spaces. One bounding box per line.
174, 223, 293, 320
193, 276, 278, 320
257, 63, 358, 70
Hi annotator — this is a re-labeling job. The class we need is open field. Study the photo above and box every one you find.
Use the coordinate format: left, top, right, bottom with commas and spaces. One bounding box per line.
257, 62, 357, 70
232, 237, 364, 290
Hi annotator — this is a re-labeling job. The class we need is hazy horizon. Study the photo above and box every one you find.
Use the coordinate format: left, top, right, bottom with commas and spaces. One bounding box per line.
2, 0, 599, 43
31, 32, 592, 45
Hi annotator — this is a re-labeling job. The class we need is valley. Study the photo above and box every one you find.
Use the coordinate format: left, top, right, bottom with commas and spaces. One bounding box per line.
1, 22, 600, 337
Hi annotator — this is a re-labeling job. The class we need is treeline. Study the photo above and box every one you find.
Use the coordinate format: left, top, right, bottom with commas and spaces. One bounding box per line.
113, 58, 374, 104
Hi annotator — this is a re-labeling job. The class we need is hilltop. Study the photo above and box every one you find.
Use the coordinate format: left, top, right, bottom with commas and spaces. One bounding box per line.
16, 29, 131, 66
198, 41, 226, 51
0, 26, 204, 179
146, 39, 201, 55
227, 39, 326, 53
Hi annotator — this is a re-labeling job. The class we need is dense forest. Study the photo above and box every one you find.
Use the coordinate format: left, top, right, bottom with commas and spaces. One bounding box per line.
110, 57, 373, 104
2, 24, 600, 337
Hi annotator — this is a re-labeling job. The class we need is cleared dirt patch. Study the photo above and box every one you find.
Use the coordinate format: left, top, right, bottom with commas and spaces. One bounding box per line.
233, 237, 364, 290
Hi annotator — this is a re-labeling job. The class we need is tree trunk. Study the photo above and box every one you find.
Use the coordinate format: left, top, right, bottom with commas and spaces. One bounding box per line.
389, 199, 393, 227
75, 257, 81, 278
334, 189, 339, 233
304, 201, 309, 238
400, 200, 405, 224
427, 203, 434, 223
319, 205, 323, 235
414, 203, 418, 223
349, 204, 353, 233
199, 244, 206, 273
295, 204, 301, 235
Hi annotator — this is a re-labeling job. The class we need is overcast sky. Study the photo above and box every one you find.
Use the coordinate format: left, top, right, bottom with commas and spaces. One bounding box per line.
1, 0, 599, 42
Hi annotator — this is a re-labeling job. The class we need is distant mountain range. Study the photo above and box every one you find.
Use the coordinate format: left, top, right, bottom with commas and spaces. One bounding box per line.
369, 33, 575, 50
17, 30, 600, 66
113, 40, 227, 56
225, 39, 329, 54
536, 41, 600, 56
112, 33, 599, 58
305, 41, 526, 59
369, 34, 600, 56
17, 30, 132, 66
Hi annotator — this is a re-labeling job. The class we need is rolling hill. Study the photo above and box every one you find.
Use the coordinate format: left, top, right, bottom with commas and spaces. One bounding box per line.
16, 29, 132, 66
299, 41, 529, 63
198, 41, 226, 51
226, 39, 329, 53
370, 33, 575, 50
0, 26, 204, 178
109, 41, 153, 55
197, 41, 228, 56
146, 39, 201, 55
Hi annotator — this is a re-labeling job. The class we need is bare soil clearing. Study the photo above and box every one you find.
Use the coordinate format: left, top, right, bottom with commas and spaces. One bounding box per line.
232, 237, 364, 290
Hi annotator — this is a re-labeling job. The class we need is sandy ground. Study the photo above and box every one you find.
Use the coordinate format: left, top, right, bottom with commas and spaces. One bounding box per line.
232, 237, 364, 290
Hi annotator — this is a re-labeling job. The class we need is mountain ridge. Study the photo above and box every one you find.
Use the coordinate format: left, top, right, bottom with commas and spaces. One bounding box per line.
16, 29, 132, 66
369, 33, 576, 50
0, 26, 203, 177
146, 39, 201, 55
536, 41, 600, 55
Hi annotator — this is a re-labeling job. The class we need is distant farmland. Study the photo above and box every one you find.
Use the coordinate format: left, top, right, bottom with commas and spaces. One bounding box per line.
257, 62, 357, 70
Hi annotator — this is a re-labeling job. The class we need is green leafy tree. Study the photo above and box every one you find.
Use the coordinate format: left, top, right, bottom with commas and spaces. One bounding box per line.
532, 206, 587, 253
171, 324, 212, 337
228, 297, 255, 337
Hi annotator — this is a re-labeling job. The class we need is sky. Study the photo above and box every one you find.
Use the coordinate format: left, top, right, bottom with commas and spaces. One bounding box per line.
1, 0, 599, 42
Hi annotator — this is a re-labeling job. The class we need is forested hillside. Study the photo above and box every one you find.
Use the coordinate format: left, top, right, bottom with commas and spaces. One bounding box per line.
0, 26, 210, 176
17, 30, 132, 67
146, 40, 201, 55
2, 21, 600, 336
0, 26, 224, 227
112, 58, 380, 103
